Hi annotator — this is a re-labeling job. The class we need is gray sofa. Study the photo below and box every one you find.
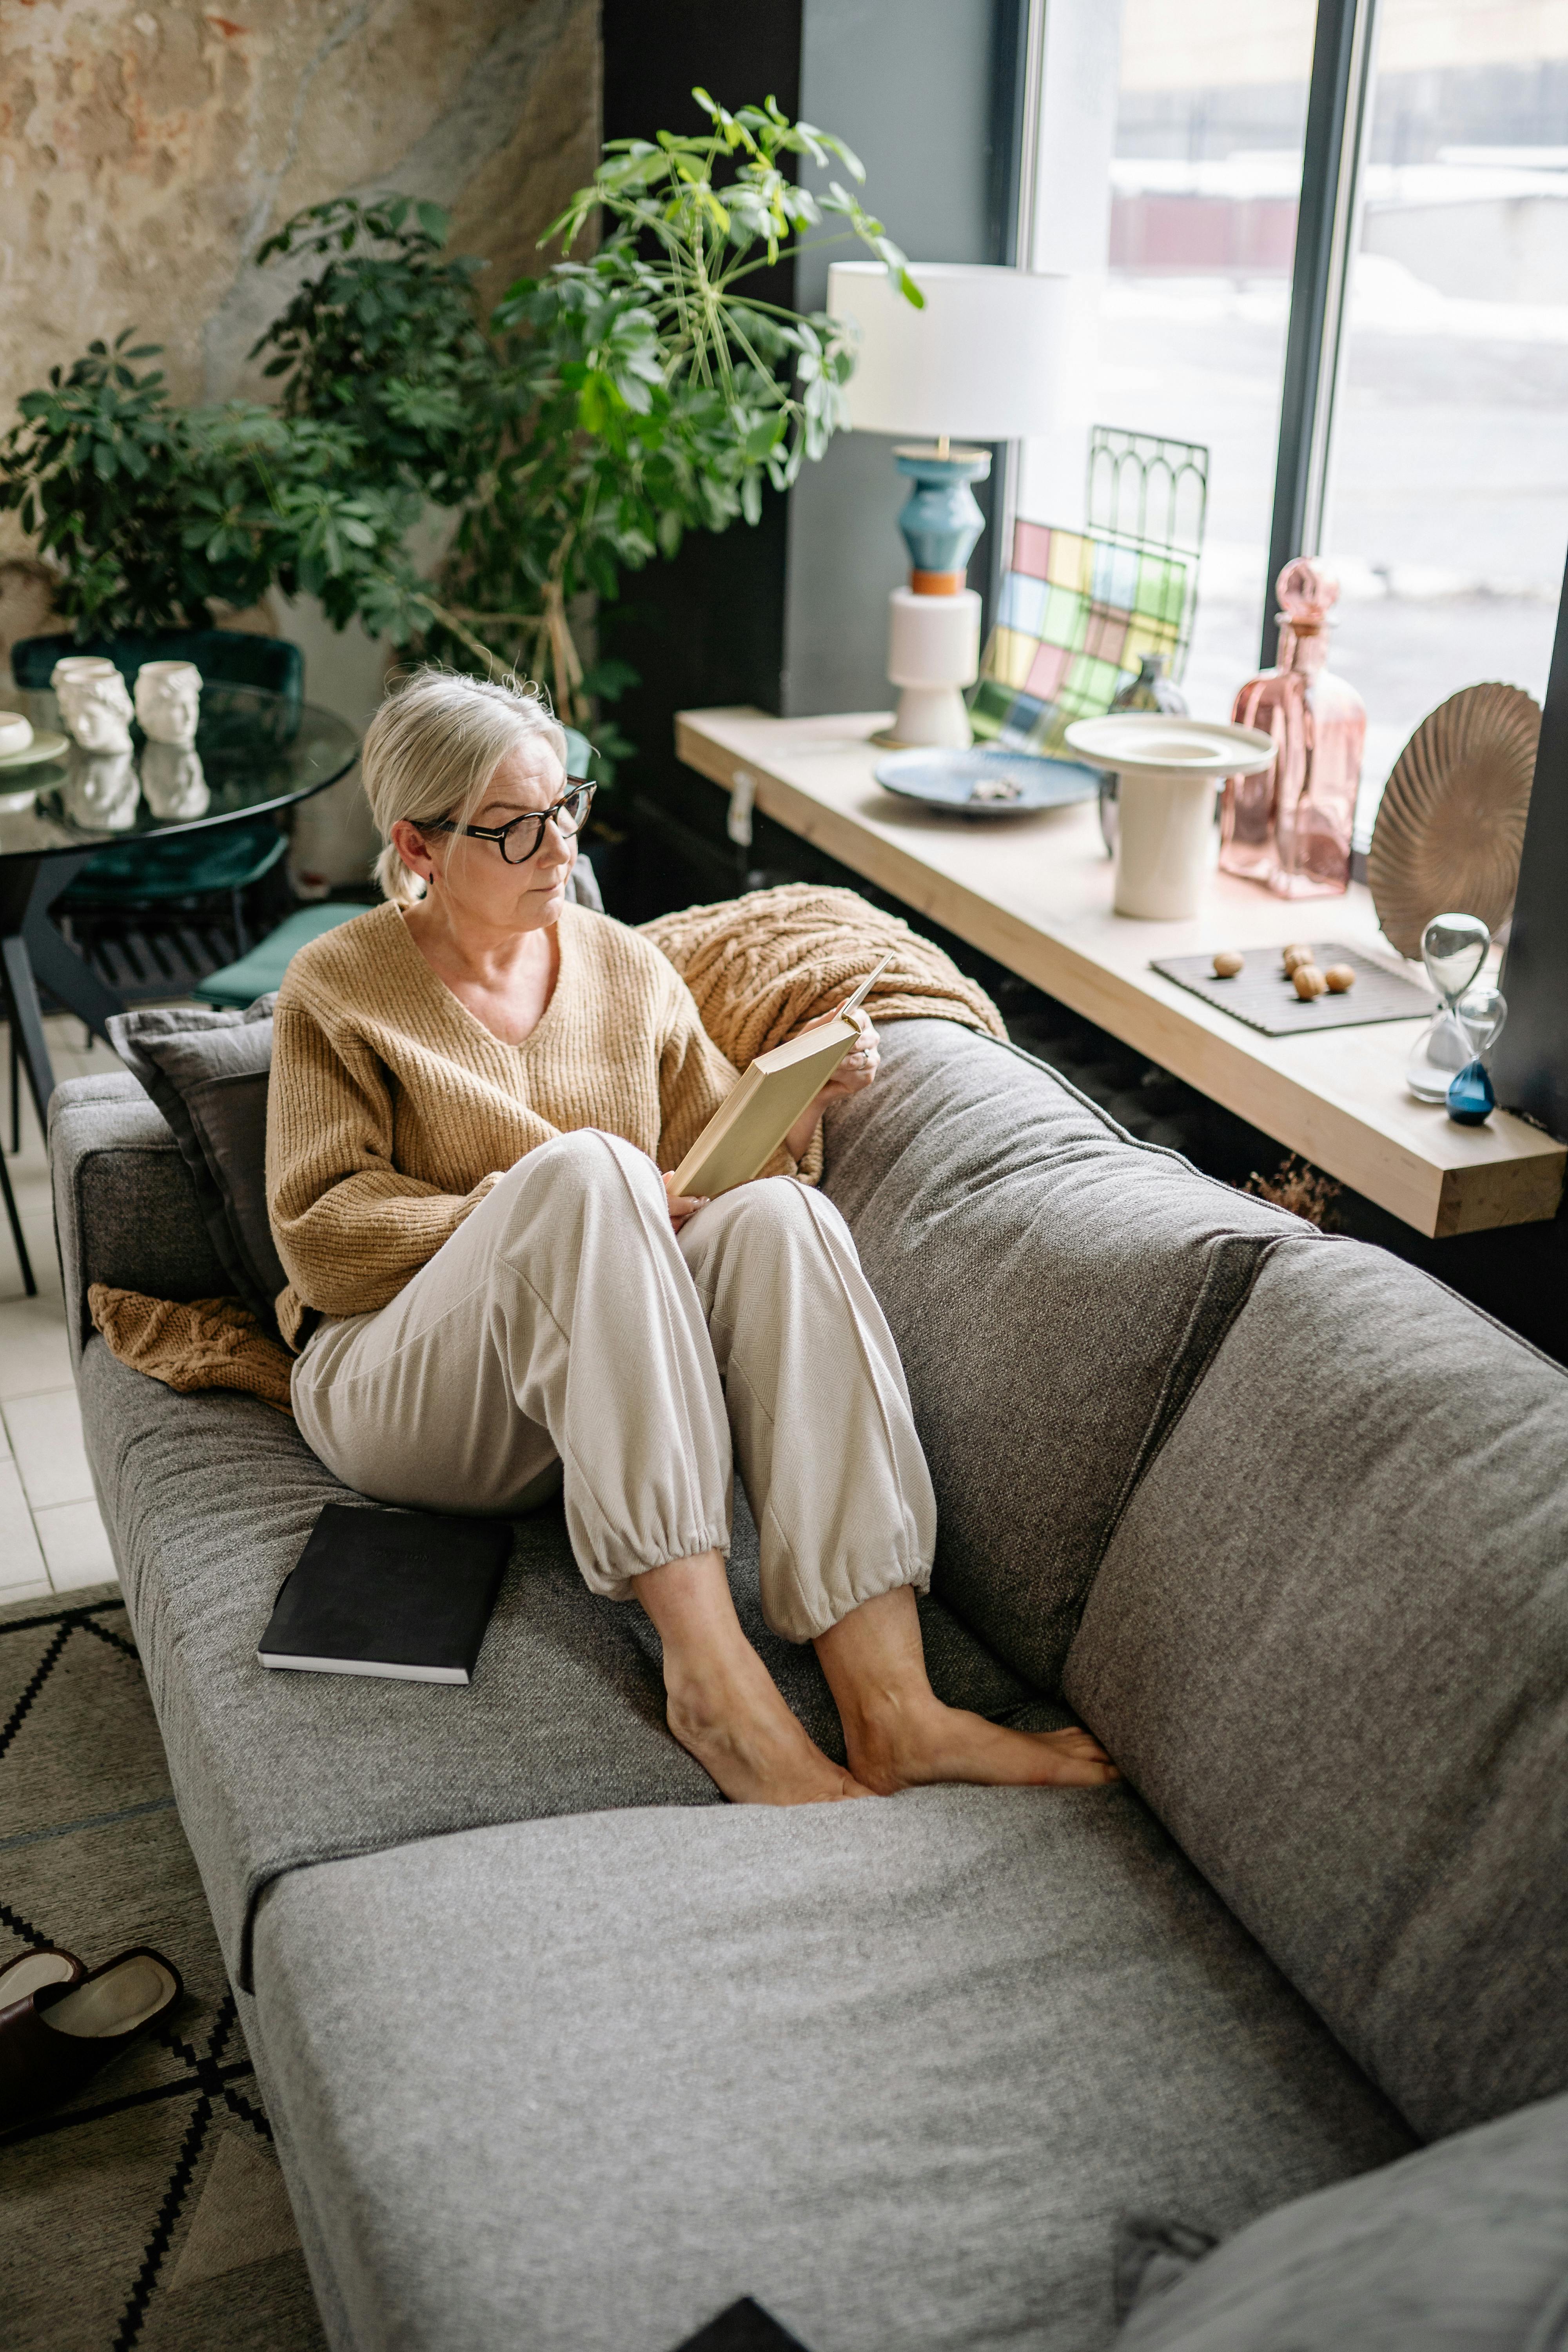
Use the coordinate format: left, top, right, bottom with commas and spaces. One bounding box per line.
51, 1014, 1568, 2351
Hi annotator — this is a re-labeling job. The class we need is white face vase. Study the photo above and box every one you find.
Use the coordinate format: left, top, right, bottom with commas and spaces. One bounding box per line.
140, 742, 210, 821
134, 660, 202, 748
52, 658, 135, 754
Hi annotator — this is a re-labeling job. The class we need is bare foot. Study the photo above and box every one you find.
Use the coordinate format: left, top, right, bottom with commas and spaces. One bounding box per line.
666, 1647, 874, 1806
844, 1697, 1120, 1796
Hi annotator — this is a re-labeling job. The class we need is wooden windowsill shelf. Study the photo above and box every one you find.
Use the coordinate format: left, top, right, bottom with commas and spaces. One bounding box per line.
675, 706, 1566, 1239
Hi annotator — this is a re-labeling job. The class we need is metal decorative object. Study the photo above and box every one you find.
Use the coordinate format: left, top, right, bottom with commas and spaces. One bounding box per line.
1085, 426, 1209, 680
1368, 684, 1541, 960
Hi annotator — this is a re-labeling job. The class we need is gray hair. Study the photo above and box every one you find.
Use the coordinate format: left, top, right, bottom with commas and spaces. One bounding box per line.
361, 667, 567, 904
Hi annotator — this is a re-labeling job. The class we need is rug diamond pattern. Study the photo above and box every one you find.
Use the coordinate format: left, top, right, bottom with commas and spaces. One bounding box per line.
0, 1585, 326, 2352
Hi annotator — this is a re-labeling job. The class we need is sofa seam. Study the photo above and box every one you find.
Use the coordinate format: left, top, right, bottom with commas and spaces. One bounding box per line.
1063, 1230, 1278, 1655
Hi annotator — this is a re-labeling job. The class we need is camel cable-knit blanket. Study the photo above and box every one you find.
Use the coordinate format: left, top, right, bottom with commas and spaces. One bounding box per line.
96, 885, 1003, 1415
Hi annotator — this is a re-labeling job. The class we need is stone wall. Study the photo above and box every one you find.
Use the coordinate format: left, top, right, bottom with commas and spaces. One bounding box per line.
0, 0, 600, 543
0, 0, 599, 880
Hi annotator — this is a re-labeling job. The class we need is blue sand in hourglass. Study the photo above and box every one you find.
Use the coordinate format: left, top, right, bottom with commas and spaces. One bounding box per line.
1447, 1060, 1497, 1126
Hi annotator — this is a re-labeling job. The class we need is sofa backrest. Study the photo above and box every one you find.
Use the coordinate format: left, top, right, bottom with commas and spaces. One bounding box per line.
822, 1020, 1304, 1691
1063, 1230, 1568, 2144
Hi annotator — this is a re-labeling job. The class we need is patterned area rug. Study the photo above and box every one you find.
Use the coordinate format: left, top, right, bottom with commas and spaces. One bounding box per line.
0, 1584, 327, 2352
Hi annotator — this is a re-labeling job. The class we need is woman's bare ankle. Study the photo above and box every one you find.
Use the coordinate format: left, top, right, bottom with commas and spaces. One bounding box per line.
664, 1662, 873, 1806
635, 1550, 871, 1806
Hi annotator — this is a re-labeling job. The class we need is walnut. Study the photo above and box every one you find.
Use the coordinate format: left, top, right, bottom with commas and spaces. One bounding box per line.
1292, 963, 1328, 999
1212, 949, 1245, 977
1281, 944, 1315, 975
1324, 964, 1356, 993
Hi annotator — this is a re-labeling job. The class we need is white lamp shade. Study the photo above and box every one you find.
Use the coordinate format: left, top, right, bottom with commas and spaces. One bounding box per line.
826, 261, 1069, 443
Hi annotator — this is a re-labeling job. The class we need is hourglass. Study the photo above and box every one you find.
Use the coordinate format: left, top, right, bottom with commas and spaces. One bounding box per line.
1446, 985, 1508, 1126
1406, 912, 1491, 1104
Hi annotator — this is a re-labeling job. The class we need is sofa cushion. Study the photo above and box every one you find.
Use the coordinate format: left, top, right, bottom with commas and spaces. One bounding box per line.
82, 1339, 1047, 1985
105, 999, 283, 1322
1065, 1233, 1568, 2143
822, 1020, 1302, 1691
1113, 2089, 1568, 2350
251, 1786, 1412, 2352
80, 1336, 713, 1985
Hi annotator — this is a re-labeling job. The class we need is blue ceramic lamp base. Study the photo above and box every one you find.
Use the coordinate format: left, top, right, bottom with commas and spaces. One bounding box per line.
894, 445, 992, 584
881, 444, 992, 749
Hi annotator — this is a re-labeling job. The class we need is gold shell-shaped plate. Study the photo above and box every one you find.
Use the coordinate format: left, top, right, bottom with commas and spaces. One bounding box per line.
1368, 682, 1540, 960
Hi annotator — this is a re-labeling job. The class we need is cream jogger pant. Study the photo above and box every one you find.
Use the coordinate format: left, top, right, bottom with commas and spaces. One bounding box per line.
290, 1129, 936, 1642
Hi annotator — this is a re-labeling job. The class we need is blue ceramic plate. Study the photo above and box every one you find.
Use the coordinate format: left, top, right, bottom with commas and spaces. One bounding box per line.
875, 746, 1102, 815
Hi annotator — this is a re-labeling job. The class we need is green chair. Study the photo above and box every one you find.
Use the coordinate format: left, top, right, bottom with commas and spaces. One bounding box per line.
10, 628, 303, 710
193, 902, 365, 1009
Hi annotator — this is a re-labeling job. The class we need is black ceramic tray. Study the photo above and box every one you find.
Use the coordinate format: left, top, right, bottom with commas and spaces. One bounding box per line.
1152, 943, 1434, 1036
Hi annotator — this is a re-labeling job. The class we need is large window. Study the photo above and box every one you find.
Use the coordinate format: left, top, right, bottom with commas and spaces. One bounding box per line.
1094, 1, 1316, 717
1025, 0, 1568, 846
1324, 0, 1568, 837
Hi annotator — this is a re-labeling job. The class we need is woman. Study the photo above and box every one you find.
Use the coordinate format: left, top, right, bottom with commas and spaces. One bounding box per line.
268, 669, 1116, 1807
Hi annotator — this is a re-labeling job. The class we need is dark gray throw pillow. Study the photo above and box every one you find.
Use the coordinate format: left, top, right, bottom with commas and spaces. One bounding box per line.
106, 1000, 283, 1326
1112, 2090, 1568, 2350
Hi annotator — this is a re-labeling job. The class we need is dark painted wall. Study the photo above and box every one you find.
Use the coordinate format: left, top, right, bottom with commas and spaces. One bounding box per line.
598, 0, 803, 905
784, 0, 1011, 716
598, 0, 1022, 915
1495, 544, 1568, 1146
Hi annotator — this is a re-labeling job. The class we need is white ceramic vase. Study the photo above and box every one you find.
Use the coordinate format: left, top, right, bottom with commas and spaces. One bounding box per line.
1065, 715, 1278, 920
52, 657, 135, 754
134, 659, 202, 748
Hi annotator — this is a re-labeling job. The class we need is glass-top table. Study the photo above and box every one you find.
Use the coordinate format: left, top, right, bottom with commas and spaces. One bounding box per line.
0, 683, 361, 1129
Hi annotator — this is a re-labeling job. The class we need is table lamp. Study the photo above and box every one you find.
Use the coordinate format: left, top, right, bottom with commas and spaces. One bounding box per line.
826, 261, 1068, 747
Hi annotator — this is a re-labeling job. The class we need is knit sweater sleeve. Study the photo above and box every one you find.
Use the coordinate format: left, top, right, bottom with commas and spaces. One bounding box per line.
266, 989, 503, 1322
653, 965, 820, 1186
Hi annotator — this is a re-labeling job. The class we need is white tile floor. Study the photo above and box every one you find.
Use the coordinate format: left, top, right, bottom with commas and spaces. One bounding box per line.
0, 1012, 134, 1601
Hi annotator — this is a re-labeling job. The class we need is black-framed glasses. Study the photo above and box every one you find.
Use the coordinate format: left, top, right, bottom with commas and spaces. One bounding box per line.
423, 783, 595, 866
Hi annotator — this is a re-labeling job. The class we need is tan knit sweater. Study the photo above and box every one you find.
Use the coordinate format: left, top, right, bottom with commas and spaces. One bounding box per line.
266, 899, 805, 1347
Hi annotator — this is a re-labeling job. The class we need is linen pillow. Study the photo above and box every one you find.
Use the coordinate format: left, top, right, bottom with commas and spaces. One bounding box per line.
1113, 2089, 1568, 2350
107, 1001, 283, 1325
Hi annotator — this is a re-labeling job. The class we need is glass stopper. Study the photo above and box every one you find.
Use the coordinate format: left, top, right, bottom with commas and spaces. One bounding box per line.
1276, 557, 1340, 625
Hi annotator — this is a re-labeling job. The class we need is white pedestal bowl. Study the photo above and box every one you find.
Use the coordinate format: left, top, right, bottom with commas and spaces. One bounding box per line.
1065, 714, 1277, 920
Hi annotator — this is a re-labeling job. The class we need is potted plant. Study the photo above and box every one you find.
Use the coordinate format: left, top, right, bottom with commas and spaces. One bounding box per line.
0, 94, 918, 769
0, 193, 486, 705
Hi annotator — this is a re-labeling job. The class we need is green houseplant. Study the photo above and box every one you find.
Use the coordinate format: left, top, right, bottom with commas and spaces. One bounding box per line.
417, 91, 920, 726
0, 96, 917, 757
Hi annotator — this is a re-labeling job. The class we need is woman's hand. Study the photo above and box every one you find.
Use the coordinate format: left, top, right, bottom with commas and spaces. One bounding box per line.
818, 1007, 880, 1105
664, 1171, 710, 1232
784, 1007, 880, 1163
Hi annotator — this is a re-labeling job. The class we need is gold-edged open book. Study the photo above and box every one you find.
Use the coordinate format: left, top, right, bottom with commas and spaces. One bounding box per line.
672, 953, 893, 1199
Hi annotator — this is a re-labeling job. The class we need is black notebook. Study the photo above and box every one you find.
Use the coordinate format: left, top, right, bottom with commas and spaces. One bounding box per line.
258, 1504, 511, 1685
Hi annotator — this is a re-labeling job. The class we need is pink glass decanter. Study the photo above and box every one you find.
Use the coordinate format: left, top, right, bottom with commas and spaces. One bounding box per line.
1219, 558, 1366, 898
